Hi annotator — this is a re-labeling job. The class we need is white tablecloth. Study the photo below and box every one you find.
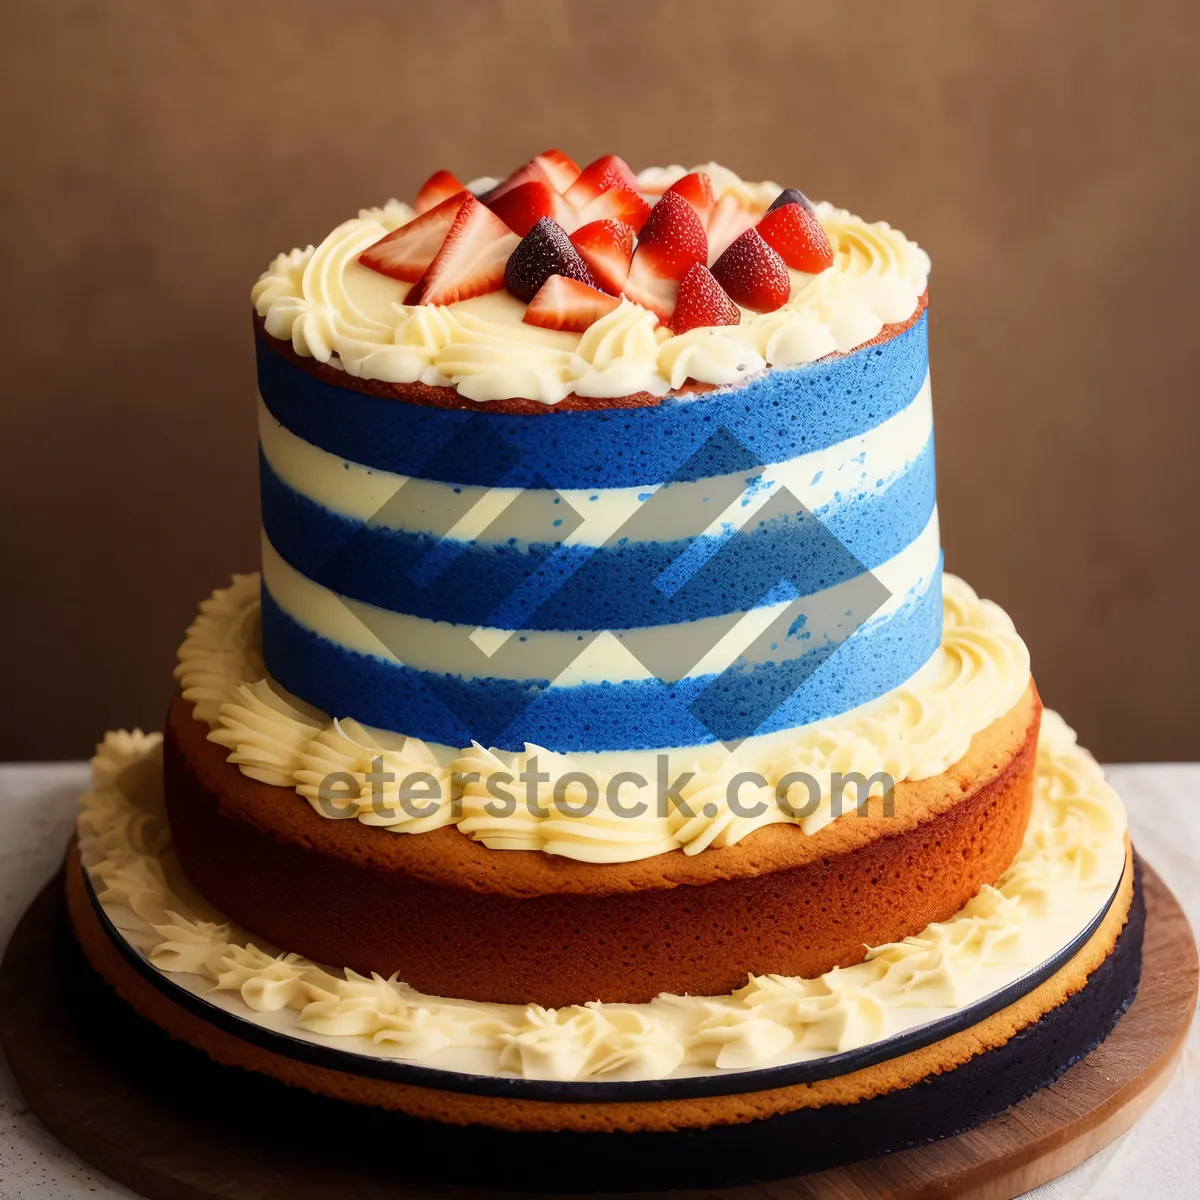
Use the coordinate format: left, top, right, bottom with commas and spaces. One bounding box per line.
0, 761, 1196, 1200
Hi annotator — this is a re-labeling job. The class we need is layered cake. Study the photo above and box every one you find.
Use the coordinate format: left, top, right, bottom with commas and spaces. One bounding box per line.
67, 153, 1141, 1190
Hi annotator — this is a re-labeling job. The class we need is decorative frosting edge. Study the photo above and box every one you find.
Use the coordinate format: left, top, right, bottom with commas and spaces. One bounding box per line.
77, 711, 1128, 1082
173, 572, 1031, 863
250, 163, 930, 405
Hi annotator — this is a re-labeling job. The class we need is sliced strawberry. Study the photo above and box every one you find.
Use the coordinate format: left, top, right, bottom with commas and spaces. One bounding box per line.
524, 275, 620, 332
756, 202, 834, 273
484, 160, 549, 204
414, 170, 466, 214
622, 246, 679, 323
359, 191, 470, 282
637, 191, 708, 280
488, 180, 575, 237
670, 263, 740, 334
485, 149, 582, 204
410, 195, 519, 306
710, 229, 791, 313
564, 154, 639, 207
505, 218, 596, 302
572, 184, 650, 234
570, 219, 634, 296
534, 149, 581, 193
666, 172, 716, 224
705, 194, 758, 264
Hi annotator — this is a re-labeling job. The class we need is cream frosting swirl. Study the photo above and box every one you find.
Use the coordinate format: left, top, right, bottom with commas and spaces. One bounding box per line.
78, 710, 1129, 1081
175, 574, 1030, 863
251, 163, 930, 404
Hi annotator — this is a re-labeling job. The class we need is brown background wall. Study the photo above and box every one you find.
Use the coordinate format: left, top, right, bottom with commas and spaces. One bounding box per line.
2, 0, 1198, 762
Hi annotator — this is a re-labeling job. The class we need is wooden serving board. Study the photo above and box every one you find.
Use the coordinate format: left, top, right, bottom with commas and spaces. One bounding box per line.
0, 862, 1195, 1200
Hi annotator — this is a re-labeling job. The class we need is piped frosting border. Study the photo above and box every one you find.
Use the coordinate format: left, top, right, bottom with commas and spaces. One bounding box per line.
174, 572, 1031, 862
251, 164, 930, 404
77, 710, 1128, 1082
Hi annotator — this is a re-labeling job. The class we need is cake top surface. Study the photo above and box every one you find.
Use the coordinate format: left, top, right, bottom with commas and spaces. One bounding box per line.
252, 155, 929, 405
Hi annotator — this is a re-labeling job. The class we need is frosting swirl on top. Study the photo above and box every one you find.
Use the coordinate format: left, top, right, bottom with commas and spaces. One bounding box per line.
251, 164, 929, 404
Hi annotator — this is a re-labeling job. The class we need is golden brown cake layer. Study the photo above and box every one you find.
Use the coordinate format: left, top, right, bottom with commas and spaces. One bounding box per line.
161, 684, 1041, 1007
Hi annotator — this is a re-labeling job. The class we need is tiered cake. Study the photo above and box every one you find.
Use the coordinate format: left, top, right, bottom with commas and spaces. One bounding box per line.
68, 153, 1141, 1190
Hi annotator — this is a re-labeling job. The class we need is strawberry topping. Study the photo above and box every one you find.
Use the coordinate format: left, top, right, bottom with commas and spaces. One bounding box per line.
359, 191, 470, 282
666, 172, 716, 224
572, 184, 651, 234
534, 149, 582, 193
523, 275, 621, 332
710, 229, 791, 312
622, 245, 680, 323
704, 194, 758, 264
570, 219, 635, 297
636, 191, 708, 280
369, 155, 813, 334
756, 202, 833, 273
486, 149, 582, 203
488, 180, 575, 237
671, 263, 740, 334
505, 218, 597, 302
564, 154, 639, 207
414, 170, 467, 214
408, 195, 519, 306
621, 193, 708, 322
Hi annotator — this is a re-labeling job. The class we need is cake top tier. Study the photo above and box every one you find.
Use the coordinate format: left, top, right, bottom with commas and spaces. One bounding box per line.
252, 155, 929, 405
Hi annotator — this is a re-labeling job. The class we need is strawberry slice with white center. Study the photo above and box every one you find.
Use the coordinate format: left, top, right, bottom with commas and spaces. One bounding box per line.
489, 180, 577, 237
705, 194, 759, 264
564, 154, 639, 208
485, 149, 581, 203
359, 190, 469, 282
666, 171, 716, 224
622, 191, 709, 322
670, 263, 740, 334
569, 219, 635, 296
408, 195, 519, 306
623, 246, 681, 323
572, 184, 651, 234
711, 228, 791, 313
756, 201, 834, 273
414, 169, 467, 214
523, 274, 621, 332
534, 149, 582, 193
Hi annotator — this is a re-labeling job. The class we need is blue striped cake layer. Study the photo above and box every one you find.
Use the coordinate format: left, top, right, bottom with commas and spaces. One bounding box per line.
257, 376, 935, 631
258, 520, 943, 752
259, 436, 934, 631
255, 313, 929, 489
255, 320, 941, 753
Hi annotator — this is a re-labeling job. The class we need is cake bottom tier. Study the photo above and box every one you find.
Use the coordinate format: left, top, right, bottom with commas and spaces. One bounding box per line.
162, 685, 1041, 1006
64, 850, 1143, 1192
